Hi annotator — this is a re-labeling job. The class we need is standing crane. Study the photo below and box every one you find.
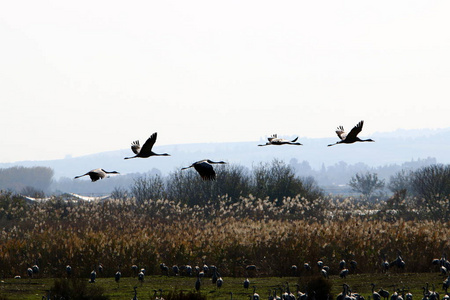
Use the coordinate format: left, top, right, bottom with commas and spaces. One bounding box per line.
328, 120, 374, 146
115, 265, 121, 288
124, 132, 170, 159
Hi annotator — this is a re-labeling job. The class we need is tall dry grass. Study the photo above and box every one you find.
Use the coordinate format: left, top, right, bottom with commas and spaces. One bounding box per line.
0, 193, 448, 278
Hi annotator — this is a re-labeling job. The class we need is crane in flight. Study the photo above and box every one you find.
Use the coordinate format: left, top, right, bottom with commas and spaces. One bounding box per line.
328, 120, 374, 147
74, 169, 119, 182
181, 159, 226, 181
258, 134, 302, 146
124, 132, 170, 159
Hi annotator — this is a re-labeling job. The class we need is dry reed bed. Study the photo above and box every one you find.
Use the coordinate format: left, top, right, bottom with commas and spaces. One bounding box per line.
0, 196, 448, 278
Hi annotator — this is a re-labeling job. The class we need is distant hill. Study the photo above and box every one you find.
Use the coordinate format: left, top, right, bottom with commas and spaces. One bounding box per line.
1, 127, 449, 181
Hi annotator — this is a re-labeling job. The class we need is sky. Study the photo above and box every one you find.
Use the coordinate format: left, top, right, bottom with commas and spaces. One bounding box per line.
1, 1, 449, 163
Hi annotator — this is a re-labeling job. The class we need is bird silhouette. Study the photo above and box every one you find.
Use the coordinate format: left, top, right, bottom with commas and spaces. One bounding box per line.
115, 265, 121, 287
258, 134, 302, 146
132, 286, 138, 300
124, 132, 170, 159
195, 275, 201, 292
328, 120, 374, 146
181, 159, 226, 181
66, 265, 72, 277
74, 169, 119, 182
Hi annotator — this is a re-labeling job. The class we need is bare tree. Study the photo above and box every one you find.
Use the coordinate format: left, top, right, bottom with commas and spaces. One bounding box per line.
110, 187, 129, 201
410, 164, 450, 220
131, 174, 166, 203
253, 159, 323, 203
348, 172, 385, 200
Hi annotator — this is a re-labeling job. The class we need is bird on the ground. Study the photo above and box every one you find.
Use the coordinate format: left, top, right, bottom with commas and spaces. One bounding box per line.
381, 254, 390, 272
115, 270, 121, 287
181, 159, 226, 181
252, 286, 260, 300
66, 265, 72, 277
340, 268, 349, 278
138, 271, 144, 285
172, 265, 179, 276
328, 120, 374, 147
216, 277, 223, 288
160, 263, 169, 275
89, 269, 96, 283
304, 263, 312, 272
258, 134, 302, 146
372, 284, 381, 300
74, 169, 119, 182
132, 286, 138, 300
350, 260, 358, 271
378, 287, 390, 300
339, 260, 346, 270
244, 278, 250, 290
195, 275, 201, 292
131, 265, 138, 277
124, 132, 170, 159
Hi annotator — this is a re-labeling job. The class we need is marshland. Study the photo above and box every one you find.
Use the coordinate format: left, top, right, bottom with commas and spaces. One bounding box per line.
0, 162, 449, 299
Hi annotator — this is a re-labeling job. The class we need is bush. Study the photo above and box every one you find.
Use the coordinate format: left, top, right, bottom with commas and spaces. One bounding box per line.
299, 276, 333, 300
50, 278, 109, 300
411, 164, 450, 220
348, 172, 385, 200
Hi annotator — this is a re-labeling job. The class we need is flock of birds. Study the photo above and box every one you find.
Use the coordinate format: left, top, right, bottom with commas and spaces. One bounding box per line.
25, 253, 450, 300
74, 120, 375, 183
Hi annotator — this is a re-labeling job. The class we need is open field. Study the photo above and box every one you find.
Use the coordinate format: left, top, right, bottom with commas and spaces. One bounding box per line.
0, 272, 448, 299
1, 192, 449, 299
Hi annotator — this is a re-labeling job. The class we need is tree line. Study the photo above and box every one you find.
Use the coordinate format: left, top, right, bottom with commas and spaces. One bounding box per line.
1, 162, 449, 220
114, 159, 324, 206
0, 166, 53, 197
348, 164, 450, 220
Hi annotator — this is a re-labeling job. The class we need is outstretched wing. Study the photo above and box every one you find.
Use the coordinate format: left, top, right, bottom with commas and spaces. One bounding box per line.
194, 162, 216, 181
74, 169, 105, 182
346, 120, 364, 140
139, 132, 158, 155
74, 173, 89, 179
131, 140, 141, 155
267, 134, 277, 142
335, 126, 346, 140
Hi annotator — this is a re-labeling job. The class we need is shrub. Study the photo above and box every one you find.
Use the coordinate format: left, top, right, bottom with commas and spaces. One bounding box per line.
300, 276, 333, 300
50, 278, 109, 300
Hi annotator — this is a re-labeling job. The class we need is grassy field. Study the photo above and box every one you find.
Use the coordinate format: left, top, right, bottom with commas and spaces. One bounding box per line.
0, 272, 448, 300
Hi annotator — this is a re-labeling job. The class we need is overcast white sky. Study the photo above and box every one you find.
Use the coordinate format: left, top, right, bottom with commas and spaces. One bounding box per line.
1, 1, 449, 163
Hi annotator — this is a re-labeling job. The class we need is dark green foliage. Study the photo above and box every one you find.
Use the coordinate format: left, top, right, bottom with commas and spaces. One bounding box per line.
50, 278, 109, 300
300, 276, 333, 300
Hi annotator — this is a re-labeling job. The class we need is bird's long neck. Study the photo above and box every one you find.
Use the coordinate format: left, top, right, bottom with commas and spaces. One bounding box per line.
154, 153, 170, 156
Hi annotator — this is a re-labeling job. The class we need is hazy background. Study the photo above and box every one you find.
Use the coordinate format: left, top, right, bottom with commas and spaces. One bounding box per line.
1, 1, 449, 163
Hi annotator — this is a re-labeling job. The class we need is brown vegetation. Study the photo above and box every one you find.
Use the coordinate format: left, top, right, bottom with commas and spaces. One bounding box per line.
0, 191, 448, 279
